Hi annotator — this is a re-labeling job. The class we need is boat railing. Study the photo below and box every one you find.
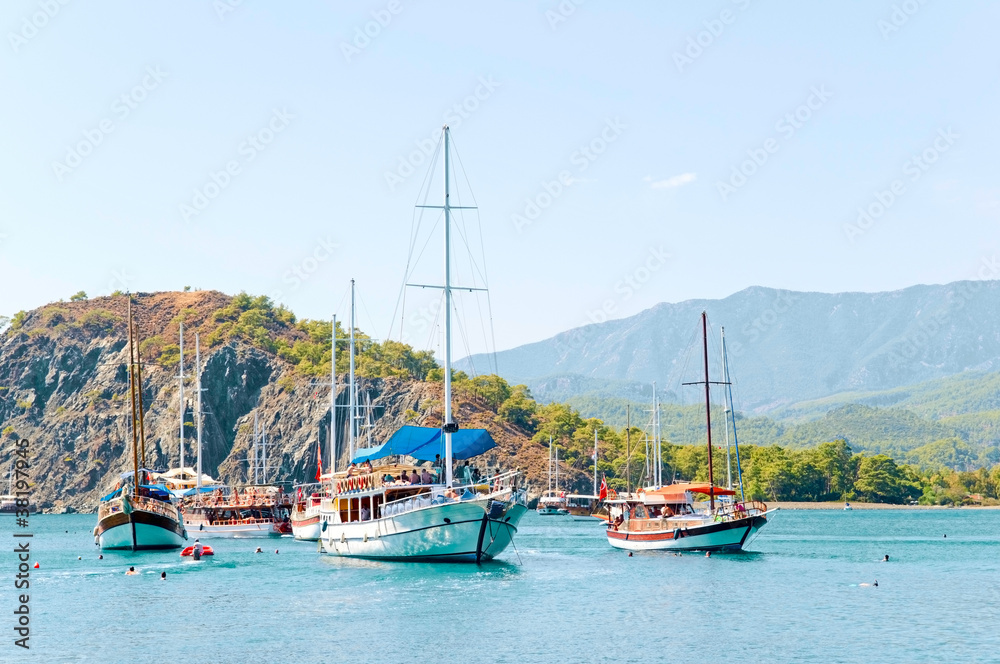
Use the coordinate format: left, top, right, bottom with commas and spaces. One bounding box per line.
377, 470, 520, 518
99, 494, 179, 521
714, 500, 769, 521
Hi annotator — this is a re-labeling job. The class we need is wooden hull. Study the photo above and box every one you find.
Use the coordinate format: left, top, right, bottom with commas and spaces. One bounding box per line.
97, 509, 187, 550
607, 514, 768, 552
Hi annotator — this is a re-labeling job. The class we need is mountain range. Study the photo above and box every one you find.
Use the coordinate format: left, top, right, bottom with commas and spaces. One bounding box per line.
460, 280, 1000, 414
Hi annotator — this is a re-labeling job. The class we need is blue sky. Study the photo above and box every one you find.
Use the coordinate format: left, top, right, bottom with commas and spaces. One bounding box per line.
2, 1, 998, 356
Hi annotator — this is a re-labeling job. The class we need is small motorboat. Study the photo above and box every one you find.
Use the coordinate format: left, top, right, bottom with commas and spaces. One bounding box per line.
180, 544, 214, 557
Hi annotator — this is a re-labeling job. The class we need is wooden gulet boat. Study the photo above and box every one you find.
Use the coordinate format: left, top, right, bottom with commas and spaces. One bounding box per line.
95, 297, 186, 551
605, 312, 776, 552
177, 333, 292, 537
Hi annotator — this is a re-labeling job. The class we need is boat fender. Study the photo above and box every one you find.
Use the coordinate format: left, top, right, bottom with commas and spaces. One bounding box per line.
363, 533, 368, 543
321, 520, 327, 532
673, 528, 682, 540
341, 532, 346, 543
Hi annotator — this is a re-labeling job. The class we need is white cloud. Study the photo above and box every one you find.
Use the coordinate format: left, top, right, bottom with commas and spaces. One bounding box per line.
648, 172, 697, 189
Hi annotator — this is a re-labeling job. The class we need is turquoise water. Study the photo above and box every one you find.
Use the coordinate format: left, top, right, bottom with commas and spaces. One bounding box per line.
6, 510, 1000, 663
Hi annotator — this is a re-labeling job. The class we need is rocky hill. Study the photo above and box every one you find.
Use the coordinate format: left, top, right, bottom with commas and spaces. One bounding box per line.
0, 291, 585, 512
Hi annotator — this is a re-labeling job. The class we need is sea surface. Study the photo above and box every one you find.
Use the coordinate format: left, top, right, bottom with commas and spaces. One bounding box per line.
5, 509, 999, 663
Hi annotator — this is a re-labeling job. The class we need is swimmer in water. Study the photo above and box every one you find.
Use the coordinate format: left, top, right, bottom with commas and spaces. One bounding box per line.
160, 572, 166, 580
98, 554, 104, 560
883, 554, 889, 562
859, 579, 879, 588
705, 552, 711, 558
255, 547, 262, 553
628, 552, 633, 557
125, 566, 137, 576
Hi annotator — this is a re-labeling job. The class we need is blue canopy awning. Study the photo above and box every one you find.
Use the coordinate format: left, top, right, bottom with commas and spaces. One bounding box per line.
179, 486, 218, 497
351, 426, 497, 464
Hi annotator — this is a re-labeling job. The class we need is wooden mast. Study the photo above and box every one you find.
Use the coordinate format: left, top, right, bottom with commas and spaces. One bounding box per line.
133, 317, 148, 471
126, 297, 140, 498
701, 311, 715, 512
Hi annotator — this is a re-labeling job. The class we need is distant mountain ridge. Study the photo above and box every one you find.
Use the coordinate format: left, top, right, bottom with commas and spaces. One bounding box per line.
459, 280, 1000, 412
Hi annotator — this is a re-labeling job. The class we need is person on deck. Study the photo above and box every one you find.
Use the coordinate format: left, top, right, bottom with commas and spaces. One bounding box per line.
433, 454, 443, 469
421, 468, 432, 484
360, 505, 370, 521
409, 470, 420, 485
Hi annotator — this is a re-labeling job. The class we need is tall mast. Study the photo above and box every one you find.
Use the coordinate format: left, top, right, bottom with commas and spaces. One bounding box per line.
721, 327, 732, 491
134, 317, 148, 470
253, 411, 259, 485
722, 329, 747, 503
593, 428, 598, 496
654, 383, 662, 487
555, 442, 559, 493
126, 297, 139, 497
330, 314, 337, 474
349, 280, 357, 463
625, 405, 631, 495
443, 125, 455, 488
701, 311, 715, 511
548, 436, 553, 494
195, 333, 203, 492
178, 322, 185, 471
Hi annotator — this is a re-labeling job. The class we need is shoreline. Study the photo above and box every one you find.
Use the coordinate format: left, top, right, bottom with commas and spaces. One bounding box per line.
767, 501, 1000, 510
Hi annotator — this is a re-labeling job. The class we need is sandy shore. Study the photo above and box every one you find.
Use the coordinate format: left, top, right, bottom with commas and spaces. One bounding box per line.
767, 501, 1000, 510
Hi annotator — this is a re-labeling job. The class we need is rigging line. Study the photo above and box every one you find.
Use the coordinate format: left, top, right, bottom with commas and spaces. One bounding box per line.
389, 137, 444, 342
354, 286, 381, 346
447, 165, 499, 376
424, 291, 445, 354
449, 133, 499, 373
453, 296, 477, 377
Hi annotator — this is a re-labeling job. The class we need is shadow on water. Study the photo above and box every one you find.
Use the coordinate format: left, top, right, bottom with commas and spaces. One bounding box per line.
317, 554, 521, 578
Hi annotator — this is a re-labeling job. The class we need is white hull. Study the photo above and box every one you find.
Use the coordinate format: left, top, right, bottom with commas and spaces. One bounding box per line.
607, 514, 769, 552
99, 519, 187, 550
291, 501, 323, 541
184, 520, 277, 538
320, 498, 527, 562
291, 517, 322, 541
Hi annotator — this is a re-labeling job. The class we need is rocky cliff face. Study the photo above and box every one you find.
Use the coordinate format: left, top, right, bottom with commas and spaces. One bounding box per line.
0, 291, 585, 512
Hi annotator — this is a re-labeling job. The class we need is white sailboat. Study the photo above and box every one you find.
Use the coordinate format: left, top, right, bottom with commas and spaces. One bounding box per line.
537, 436, 569, 515
318, 126, 528, 562
291, 312, 337, 541
158, 322, 221, 498
568, 429, 605, 521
